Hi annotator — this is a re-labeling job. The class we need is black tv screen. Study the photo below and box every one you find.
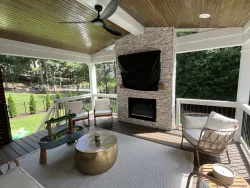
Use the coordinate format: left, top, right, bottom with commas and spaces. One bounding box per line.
118, 50, 161, 91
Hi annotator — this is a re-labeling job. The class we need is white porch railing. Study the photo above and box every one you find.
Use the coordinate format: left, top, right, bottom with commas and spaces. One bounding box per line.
36, 103, 56, 131
176, 98, 250, 158
36, 93, 117, 132
176, 98, 237, 129
239, 103, 250, 159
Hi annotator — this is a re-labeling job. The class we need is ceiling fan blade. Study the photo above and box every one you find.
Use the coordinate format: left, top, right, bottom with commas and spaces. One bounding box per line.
103, 24, 121, 36
59, 21, 92, 24
100, 0, 118, 20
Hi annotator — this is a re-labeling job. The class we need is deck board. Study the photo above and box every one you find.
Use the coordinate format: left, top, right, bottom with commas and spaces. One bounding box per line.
7, 141, 29, 156
13, 139, 36, 153
0, 148, 10, 161
0, 117, 249, 186
20, 137, 40, 150
1, 145, 20, 160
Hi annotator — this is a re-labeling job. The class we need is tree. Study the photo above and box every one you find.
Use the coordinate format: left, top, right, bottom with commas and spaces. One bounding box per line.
96, 62, 116, 94
68, 92, 72, 97
29, 94, 37, 114
7, 94, 17, 118
56, 92, 62, 109
176, 46, 241, 101
45, 93, 51, 111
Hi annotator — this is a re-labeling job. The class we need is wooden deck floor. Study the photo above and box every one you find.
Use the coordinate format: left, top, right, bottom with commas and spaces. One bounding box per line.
1, 117, 250, 185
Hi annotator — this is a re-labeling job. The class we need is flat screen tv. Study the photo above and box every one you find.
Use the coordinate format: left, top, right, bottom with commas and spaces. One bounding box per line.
118, 50, 161, 91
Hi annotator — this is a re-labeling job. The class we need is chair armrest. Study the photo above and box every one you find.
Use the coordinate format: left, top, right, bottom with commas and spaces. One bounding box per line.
82, 107, 89, 113
197, 126, 238, 153
186, 171, 229, 188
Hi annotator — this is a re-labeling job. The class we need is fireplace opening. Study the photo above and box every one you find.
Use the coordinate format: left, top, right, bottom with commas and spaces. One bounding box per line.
128, 98, 156, 122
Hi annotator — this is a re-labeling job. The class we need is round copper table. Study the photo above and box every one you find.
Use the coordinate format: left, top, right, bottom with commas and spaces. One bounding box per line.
75, 131, 118, 175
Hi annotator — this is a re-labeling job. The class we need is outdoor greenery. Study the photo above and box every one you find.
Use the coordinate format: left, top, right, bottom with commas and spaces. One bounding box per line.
5, 91, 87, 115
7, 94, 17, 118
68, 91, 72, 97
10, 113, 45, 139
96, 61, 117, 94
176, 46, 241, 101
29, 94, 36, 114
45, 92, 51, 111
0, 56, 89, 90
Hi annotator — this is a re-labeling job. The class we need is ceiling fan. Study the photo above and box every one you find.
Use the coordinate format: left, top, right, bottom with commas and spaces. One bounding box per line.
60, 0, 121, 36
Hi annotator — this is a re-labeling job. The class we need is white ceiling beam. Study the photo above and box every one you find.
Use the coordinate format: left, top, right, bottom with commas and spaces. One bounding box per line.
243, 20, 250, 45
91, 50, 116, 63
76, 0, 144, 35
176, 28, 244, 54
0, 38, 91, 63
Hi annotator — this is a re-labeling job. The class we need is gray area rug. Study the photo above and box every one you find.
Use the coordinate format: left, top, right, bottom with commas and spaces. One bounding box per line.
18, 130, 194, 188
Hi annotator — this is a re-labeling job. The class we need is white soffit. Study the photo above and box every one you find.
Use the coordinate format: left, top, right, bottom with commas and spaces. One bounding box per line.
76, 0, 144, 35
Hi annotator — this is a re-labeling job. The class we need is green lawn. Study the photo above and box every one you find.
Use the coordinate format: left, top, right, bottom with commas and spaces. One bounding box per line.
10, 113, 45, 140
5, 91, 88, 115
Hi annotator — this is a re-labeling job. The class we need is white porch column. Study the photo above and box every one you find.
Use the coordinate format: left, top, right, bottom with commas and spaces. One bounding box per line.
88, 64, 97, 110
235, 30, 250, 141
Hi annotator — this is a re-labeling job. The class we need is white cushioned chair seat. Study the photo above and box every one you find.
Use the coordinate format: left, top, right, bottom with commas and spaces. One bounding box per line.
72, 112, 88, 121
0, 167, 44, 188
95, 110, 112, 116
183, 129, 202, 146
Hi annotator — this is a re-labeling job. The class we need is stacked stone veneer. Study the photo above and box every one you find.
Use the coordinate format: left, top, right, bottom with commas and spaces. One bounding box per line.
115, 27, 176, 130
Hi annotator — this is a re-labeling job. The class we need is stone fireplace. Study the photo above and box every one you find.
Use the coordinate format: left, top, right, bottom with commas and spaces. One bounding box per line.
115, 27, 176, 130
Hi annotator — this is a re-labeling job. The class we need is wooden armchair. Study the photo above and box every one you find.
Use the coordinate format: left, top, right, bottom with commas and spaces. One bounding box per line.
181, 112, 238, 167
65, 101, 90, 127
94, 98, 113, 127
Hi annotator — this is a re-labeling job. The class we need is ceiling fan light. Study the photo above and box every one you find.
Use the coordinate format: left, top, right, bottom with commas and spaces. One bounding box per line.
199, 13, 210, 19
93, 21, 104, 27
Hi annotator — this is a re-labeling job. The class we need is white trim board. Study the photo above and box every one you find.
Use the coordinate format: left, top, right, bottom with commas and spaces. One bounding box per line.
0, 38, 91, 63
176, 27, 244, 54
91, 50, 116, 63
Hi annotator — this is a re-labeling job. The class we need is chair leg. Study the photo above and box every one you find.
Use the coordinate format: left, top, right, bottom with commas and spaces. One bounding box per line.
196, 149, 200, 167
88, 117, 90, 128
181, 135, 184, 148
83, 119, 90, 128
110, 114, 113, 128
226, 148, 231, 164
94, 117, 97, 126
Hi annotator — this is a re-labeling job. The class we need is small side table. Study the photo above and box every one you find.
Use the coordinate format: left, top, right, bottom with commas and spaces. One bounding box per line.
199, 164, 249, 188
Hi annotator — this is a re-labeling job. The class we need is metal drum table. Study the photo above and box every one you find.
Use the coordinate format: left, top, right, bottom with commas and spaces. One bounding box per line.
75, 131, 118, 175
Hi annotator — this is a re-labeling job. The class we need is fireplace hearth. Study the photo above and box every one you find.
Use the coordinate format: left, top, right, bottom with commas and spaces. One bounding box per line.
128, 98, 156, 122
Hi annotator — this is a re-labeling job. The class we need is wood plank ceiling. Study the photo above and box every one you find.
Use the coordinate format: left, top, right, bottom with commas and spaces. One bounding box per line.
119, 0, 250, 28
0, 0, 127, 54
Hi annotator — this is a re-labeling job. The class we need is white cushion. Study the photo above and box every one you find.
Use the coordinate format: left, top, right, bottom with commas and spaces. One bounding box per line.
72, 112, 88, 121
65, 101, 83, 114
205, 111, 238, 131
183, 129, 202, 146
95, 98, 110, 111
183, 115, 208, 129
0, 167, 44, 188
95, 110, 112, 116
